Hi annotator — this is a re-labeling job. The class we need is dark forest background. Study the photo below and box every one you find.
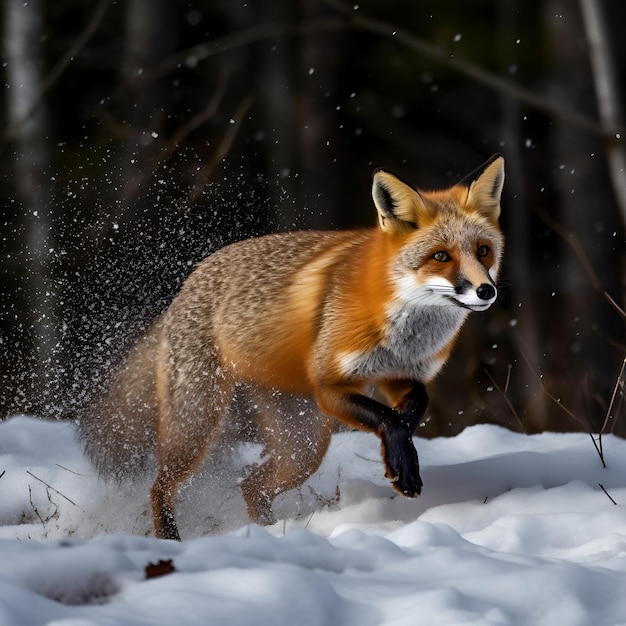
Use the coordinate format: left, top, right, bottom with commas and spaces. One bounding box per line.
1, 0, 625, 437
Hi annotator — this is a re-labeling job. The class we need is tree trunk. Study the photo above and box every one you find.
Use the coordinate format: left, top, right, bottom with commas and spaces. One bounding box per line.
4, 0, 57, 414
496, 0, 549, 431
544, 0, 624, 432
119, 0, 177, 208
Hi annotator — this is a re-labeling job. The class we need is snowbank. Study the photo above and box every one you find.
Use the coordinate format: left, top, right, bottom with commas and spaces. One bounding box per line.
1, 415, 626, 625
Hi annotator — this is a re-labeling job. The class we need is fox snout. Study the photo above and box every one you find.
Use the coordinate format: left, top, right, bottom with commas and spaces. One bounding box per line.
455, 280, 497, 311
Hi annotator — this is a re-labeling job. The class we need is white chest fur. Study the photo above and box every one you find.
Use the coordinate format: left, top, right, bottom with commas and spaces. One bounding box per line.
338, 303, 468, 383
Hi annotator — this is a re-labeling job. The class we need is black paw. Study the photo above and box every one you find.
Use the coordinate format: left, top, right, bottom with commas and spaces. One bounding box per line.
381, 427, 423, 497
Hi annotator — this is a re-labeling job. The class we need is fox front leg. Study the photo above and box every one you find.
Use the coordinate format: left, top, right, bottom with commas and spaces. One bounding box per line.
383, 382, 428, 496
316, 382, 427, 497
391, 382, 429, 432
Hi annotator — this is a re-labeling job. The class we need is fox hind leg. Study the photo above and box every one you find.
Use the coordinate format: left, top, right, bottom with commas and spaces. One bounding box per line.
151, 433, 213, 540
151, 344, 235, 540
239, 390, 333, 525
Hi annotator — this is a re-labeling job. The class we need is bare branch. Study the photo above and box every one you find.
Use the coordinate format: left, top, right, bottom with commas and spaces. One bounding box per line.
26, 470, 80, 509
484, 366, 525, 433
54, 464, 89, 477
503, 363, 512, 395
166, 75, 228, 155
28, 485, 47, 527
124, 72, 230, 193
518, 348, 585, 428
190, 95, 254, 201
600, 357, 626, 434
517, 346, 607, 467
142, 6, 604, 140
139, 18, 345, 86
599, 483, 618, 505
325, 0, 604, 136
534, 207, 626, 321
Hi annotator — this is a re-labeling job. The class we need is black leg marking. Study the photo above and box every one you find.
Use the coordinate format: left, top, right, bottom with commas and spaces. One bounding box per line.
396, 382, 429, 433
345, 389, 425, 497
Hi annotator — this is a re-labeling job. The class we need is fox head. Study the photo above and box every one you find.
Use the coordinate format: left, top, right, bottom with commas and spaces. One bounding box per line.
372, 154, 505, 312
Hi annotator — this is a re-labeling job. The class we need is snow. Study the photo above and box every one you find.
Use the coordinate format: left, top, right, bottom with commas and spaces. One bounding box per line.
2, 415, 626, 625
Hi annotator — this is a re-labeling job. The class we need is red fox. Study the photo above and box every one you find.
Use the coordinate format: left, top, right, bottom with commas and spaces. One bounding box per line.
80, 154, 505, 540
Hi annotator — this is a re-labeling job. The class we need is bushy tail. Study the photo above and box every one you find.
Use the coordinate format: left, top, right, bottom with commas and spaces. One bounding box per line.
77, 322, 162, 480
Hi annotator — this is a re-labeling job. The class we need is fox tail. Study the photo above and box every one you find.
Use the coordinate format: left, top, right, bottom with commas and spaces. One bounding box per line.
77, 321, 161, 481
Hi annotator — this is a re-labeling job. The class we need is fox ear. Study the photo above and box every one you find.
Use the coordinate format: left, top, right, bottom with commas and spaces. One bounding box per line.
372, 169, 429, 234
461, 154, 505, 220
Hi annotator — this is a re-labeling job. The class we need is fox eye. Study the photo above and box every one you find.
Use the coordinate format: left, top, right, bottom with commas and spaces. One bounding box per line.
477, 245, 490, 258
432, 250, 450, 262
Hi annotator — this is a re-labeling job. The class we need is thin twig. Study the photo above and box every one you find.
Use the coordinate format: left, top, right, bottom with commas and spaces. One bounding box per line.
600, 356, 626, 434
353, 453, 382, 464
594, 356, 626, 459
533, 207, 625, 321
517, 347, 606, 466
526, 209, 625, 461
120, 72, 229, 195
26, 470, 80, 508
599, 483, 618, 505
190, 95, 254, 201
484, 367, 525, 432
28, 485, 47, 526
54, 464, 89, 477
517, 349, 586, 427
166, 75, 227, 153
503, 363, 512, 394
304, 509, 316, 530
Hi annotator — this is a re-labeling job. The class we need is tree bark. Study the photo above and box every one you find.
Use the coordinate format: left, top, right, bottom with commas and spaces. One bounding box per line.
4, 0, 58, 413
119, 0, 178, 207
544, 0, 624, 432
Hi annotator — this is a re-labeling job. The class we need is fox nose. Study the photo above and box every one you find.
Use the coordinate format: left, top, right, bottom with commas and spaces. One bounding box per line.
476, 283, 496, 301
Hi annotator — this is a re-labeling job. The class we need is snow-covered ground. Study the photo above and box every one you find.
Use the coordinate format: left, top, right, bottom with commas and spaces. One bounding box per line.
1, 414, 626, 625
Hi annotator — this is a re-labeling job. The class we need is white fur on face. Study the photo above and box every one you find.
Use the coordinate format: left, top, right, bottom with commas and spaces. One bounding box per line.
391, 273, 497, 312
